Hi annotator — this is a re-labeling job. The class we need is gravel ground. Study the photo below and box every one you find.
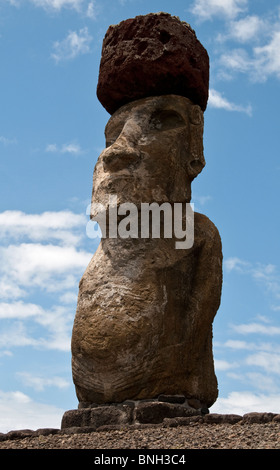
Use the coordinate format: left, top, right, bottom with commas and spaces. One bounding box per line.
1, 421, 280, 450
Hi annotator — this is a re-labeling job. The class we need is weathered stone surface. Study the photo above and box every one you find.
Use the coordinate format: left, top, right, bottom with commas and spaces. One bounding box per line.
187, 398, 203, 409
242, 412, 277, 424
61, 405, 133, 429
90, 95, 205, 208
0, 428, 60, 442
4, 429, 34, 440
204, 414, 243, 425
134, 402, 199, 424
71, 94, 222, 407
78, 402, 100, 409
61, 396, 205, 431
97, 12, 209, 114
158, 394, 186, 404
34, 428, 60, 437
61, 409, 92, 428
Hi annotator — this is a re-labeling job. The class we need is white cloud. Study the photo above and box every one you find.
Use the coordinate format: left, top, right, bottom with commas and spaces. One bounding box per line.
208, 88, 252, 115
211, 391, 280, 415
45, 143, 58, 152
0, 301, 44, 319
252, 264, 280, 300
86, 0, 96, 18
217, 15, 268, 44
215, 359, 239, 370
254, 30, 280, 80
0, 243, 91, 292
0, 303, 74, 351
231, 322, 280, 335
0, 278, 27, 300
192, 195, 212, 207
0, 136, 17, 145
251, 263, 277, 280
51, 27, 92, 63
221, 337, 280, 392
46, 142, 83, 154
4, 0, 21, 6
246, 352, 280, 375
0, 350, 13, 358
59, 291, 78, 304
224, 339, 280, 352
220, 30, 280, 82
0, 389, 64, 433
219, 48, 251, 78
225, 257, 280, 301
0, 210, 92, 351
0, 210, 86, 246
228, 15, 267, 43
224, 256, 250, 272
29, 0, 83, 12
17, 372, 70, 391
225, 339, 251, 349
0, 321, 40, 349
190, 0, 248, 21
246, 372, 279, 393
6, 0, 98, 18
61, 142, 82, 154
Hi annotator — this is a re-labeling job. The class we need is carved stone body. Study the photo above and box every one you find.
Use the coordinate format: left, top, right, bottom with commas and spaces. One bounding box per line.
71, 95, 223, 407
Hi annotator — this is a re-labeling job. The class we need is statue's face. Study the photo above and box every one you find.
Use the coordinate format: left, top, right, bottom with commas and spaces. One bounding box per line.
91, 95, 205, 209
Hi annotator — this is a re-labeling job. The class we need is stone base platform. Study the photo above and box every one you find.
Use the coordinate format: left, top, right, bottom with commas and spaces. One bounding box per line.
61, 395, 209, 431
2, 411, 280, 444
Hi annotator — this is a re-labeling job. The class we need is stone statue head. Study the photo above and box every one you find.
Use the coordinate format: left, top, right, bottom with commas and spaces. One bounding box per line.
91, 94, 205, 214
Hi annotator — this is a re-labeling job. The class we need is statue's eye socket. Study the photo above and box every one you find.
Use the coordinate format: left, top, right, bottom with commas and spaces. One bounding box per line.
105, 127, 123, 148
105, 118, 126, 147
149, 110, 185, 132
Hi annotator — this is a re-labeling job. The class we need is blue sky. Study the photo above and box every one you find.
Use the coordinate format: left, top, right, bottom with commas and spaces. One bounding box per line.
1, 0, 280, 432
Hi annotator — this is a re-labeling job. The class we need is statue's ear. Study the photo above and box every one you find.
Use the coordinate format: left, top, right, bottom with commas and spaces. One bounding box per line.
187, 105, 205, 179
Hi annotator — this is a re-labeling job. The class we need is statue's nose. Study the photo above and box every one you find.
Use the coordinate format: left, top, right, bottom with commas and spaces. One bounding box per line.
102, 136, 141, 172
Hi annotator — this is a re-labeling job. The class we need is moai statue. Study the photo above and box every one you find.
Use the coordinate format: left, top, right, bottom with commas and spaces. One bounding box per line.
71, 13, 223, 410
